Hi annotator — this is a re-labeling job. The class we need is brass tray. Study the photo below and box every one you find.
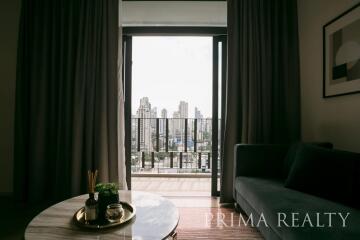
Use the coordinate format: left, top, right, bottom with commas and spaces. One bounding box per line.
73, 201, 136, 229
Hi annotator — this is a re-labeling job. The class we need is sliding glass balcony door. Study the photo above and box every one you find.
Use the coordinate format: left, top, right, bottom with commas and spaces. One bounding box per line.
123, 29, 226, 197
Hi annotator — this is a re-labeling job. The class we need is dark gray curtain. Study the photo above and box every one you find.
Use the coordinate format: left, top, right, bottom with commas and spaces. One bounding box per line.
14, 0, 123, 204
221, 0, 300, 203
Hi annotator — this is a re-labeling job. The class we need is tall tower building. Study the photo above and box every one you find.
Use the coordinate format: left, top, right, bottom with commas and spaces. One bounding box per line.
136, 97, 152, 150
195, 107, 203, 119
195, 107, 204, 139
178, 101, 188, 119
150, 107, 157, 129
151, 107, 157, 119
160, 109, 167, 135
161, 109, 167, 118
139, 97, 151, 110
172, 111, 181, 137
178, 101, 188, 135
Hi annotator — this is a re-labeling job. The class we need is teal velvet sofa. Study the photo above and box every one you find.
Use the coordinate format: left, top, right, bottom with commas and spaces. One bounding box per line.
233, 143, 360, 240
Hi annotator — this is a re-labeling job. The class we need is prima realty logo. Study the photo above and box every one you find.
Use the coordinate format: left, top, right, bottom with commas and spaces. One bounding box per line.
205, 212, 350, 228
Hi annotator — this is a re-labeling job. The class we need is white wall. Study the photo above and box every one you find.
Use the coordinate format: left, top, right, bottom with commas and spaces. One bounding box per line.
121, 1, 227, 26
298, 0, 360, 152
0, 0, 21, 194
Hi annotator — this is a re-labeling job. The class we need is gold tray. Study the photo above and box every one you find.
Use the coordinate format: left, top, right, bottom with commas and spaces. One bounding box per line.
73, 201, 136, 229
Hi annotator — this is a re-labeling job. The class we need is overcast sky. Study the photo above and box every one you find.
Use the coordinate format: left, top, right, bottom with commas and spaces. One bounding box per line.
132, 36, 213, 118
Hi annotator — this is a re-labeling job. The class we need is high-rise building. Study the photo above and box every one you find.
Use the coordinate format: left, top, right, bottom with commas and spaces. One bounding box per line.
150, 107, 157, 129
139, 97, 151, 110
131, 114, 137, 151
172, 111, 181, 137
195, 107, 205, 138
178, 101, 188, 119
151, 107, 157, 118
136, 97, 152, 150
160, 109, 167, 135
161, 109, 167, 118
195, 107, 203, 119
178, 101, 188, 137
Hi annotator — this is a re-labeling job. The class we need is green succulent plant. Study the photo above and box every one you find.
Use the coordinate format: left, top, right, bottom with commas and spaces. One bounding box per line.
95, 182, 119, 196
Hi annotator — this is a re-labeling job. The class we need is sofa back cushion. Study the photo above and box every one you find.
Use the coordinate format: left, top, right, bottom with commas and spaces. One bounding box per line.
284, 144, 360, 209
235, 144, 289, 179
283, 142, 333, 178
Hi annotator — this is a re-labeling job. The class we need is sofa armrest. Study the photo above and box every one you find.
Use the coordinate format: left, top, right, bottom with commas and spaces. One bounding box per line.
234, 144, 289, 179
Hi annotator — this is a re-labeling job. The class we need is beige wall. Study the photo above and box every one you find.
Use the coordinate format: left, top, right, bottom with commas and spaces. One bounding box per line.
0, 0, 21, 194
298, 0, 360, 152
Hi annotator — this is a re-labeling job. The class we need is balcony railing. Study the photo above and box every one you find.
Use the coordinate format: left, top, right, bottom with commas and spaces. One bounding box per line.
131, 118, 220, 174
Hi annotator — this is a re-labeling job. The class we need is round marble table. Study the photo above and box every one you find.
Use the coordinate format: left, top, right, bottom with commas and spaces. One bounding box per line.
25, 191, 179, 240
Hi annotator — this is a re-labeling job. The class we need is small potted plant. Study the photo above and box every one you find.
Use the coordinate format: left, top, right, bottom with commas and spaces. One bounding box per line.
95, 183, 119, 220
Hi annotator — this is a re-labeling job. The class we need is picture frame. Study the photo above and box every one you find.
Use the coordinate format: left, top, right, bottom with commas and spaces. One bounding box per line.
323, 3, 360, 98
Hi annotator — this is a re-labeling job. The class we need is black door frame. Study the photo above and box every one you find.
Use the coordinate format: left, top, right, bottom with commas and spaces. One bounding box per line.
212, 35, 227, 196
123, 35, 133, 190
123, 27, 227, 196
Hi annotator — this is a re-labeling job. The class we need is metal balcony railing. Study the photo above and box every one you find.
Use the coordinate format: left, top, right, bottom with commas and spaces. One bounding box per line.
131, 118, 220, 174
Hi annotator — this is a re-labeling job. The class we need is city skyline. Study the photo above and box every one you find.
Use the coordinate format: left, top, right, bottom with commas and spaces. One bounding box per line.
133, 97, 209, 119
132, 96, 212, 153
131, 36, 213, 118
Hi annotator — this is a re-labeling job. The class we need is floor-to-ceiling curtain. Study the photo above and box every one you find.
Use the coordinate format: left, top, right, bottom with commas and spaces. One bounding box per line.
221, 0, 300, 203
14, 0, 126, 204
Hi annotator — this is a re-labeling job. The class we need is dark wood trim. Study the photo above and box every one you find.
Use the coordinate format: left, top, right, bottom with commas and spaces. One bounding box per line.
211, 35, 227, 197
123, 27, 227, 36
123, 0, 225, 1
219, 35, 227, 196
124, 36, 133, 189
322, 23, 326, 98
211, 37, 219, 197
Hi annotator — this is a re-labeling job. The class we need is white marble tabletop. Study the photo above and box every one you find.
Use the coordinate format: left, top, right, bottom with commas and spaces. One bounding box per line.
25, 191, 179, 240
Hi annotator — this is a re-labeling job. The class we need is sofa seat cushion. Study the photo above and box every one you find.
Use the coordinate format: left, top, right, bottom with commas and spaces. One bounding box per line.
235, 177, 360, 240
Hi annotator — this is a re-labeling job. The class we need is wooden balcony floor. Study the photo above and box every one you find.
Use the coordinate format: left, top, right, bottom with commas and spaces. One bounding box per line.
132, 177, 214, 197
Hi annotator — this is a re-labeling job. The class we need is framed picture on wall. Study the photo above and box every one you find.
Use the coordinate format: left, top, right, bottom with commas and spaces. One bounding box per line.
323, 3, 360, 98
